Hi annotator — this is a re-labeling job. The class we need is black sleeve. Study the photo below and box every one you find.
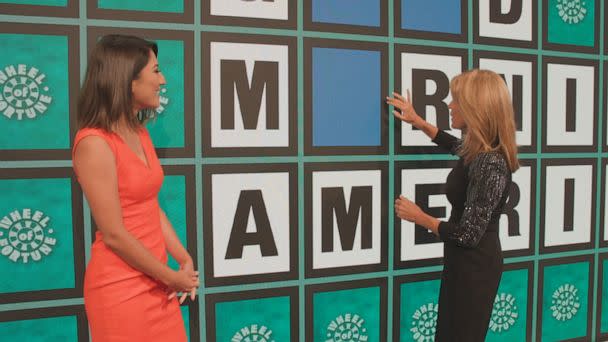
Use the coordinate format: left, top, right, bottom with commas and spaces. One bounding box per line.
437, 153, 510, 248
432, 130, 461, 155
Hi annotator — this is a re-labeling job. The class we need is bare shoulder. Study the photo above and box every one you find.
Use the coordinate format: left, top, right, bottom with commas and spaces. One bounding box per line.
73, 135, 115, 174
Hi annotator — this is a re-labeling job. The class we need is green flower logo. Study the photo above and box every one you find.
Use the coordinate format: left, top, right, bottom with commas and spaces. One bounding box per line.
550, 283, 581, 321
0, 64, 53, 120
410, 302, 438, 342
231, 324, 274, 342
326, 313, 368, 342
0, 209, 56, 263
489, 293, 519, 333
556, 0, 588, 24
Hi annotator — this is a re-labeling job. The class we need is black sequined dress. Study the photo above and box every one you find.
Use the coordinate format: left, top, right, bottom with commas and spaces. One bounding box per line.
432, 130, 512, 342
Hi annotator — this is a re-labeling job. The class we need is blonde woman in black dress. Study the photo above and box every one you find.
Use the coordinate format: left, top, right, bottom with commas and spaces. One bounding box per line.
386, 69, 519, 341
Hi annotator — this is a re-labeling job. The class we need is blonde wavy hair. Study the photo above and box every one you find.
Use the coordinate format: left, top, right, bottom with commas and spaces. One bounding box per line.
450, 69, 519, 172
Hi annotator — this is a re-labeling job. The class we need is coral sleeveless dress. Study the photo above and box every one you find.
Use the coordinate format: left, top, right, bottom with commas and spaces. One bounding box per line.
72, 127, 187, 342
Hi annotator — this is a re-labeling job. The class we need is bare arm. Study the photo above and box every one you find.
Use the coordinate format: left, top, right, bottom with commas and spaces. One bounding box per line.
159, 208, 197, 303
159, 209, 191, 265
73, 136, 197, 293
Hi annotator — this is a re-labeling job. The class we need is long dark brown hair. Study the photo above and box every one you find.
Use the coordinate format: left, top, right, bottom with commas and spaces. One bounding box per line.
77, 34, 158, 131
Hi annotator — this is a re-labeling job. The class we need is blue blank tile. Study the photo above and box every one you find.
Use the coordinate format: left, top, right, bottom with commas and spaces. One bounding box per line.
313, 0, 381, 27
312, 47, 381, 147
402, 0, 461, 34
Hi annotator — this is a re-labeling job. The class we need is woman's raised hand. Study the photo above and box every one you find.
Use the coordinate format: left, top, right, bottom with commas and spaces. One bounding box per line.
386, 90, 420, 125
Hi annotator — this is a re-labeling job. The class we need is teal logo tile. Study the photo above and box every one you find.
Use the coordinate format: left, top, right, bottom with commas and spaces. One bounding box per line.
397, 277, 440, 341
0, 33, 70, 150
0, 1, 77, 17
540, 258, 592, 341
207, 288, 297, 342
98, 0, 183, 13
547, 0, 596, 47
309, 280, 386, 342
0, 177, 76, 293
487, 266, 531, 342
215, 296, 292, 341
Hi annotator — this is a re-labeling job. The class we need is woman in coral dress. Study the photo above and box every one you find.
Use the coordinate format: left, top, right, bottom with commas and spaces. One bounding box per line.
72, 34, 198, 341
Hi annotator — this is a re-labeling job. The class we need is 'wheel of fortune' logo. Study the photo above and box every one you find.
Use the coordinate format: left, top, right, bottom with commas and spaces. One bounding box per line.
0, 64, 53, 120
231, 324, 275, 342
550, 283, 581, 321
325, 313, 368, 342
410, 302, 438, 342
556, 0, 588, 24
0, 209, 56, 263
489, 293, 519, 333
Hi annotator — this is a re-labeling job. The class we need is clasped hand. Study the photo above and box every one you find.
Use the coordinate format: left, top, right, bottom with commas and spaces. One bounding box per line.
167, 259, 199, 304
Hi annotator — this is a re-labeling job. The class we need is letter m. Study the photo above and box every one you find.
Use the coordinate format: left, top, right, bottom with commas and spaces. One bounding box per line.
221, 60, 279, 130
321, 186, 373, 252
